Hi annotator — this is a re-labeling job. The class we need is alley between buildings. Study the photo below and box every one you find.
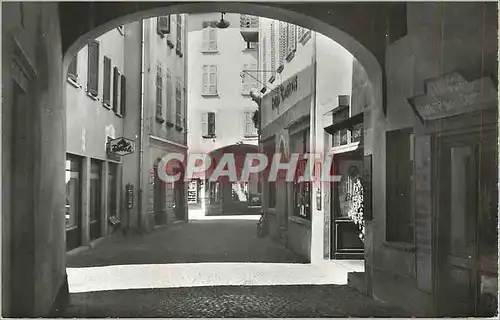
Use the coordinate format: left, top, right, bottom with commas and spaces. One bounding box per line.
64, 216, 407, 317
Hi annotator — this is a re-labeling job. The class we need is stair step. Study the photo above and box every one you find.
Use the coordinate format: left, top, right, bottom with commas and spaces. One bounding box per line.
347, 271, 367, 295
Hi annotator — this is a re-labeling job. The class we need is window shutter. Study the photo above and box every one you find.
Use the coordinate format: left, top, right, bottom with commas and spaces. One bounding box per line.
120, 74, 126, 116
201, 112, 208, 136
202, 28, 209, 51
112, 67, 120, 112
166, 71, 172, 122
270, 22, 276, 74
103, 56, 111, 106
209, 27, 217, 51
87, 40, 99, 96
176, 14, 182, 53
242, 63, 248, 92
208, 112, 216, 136
68, 54, 78, 81
278, 22, 287, 66
209, 65, 217, 94
156, 65, 163, 107
288, 24, 297, 54
202, 65, 209, 94
176, 80, 182, 127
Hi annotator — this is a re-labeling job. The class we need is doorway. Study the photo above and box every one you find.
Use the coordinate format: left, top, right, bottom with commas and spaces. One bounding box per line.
436, 131, 498, 316
330, 150, 364, 259
89, 160, 102, 240
154, 164, 167, 226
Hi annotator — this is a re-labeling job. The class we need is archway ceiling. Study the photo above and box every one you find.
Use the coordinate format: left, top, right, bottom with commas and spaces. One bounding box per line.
59, 1, 407, 68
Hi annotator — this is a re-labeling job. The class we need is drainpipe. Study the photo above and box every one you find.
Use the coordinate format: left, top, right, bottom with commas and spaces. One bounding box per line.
138, 19, 145, 232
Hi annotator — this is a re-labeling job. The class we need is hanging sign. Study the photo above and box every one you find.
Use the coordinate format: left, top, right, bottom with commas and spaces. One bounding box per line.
107, 137, 136, 156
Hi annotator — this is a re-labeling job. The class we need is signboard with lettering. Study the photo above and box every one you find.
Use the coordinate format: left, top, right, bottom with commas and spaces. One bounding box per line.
107, 137, 136, 156
408, 72, 497, 122
272, 75, 299, 110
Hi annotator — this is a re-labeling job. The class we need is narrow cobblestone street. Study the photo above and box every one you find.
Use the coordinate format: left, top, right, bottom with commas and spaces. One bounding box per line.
64, 216, 409, 317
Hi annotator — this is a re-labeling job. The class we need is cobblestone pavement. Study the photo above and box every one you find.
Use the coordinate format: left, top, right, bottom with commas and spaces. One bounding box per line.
67, 217, 306, 267
64, 284, 409, 318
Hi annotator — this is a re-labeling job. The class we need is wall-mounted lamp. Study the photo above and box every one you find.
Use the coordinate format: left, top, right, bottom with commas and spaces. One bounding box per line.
215, 12, 230, 29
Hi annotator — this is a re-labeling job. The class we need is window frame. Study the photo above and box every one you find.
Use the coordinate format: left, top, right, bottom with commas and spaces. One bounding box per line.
156, 64, 164, 123
157, 16, 171, 37
67, 54, 78, 83
102, 56, 111, 108
202, 65, 218, 96
202, 26, 218, 52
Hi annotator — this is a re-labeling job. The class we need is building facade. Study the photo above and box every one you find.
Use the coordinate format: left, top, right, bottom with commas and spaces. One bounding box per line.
65, 15, 189, 251
258, 18, 355, 261
140, 15, 189, 231
187, 13, 260, 216
65, 24, 140, 251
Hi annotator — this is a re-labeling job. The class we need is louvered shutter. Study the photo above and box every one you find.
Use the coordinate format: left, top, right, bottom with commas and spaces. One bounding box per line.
270, 22, 276, 74
279, 22, 287, 66
288, 24, 297, 54
202, 65, 209, 94
209, 66, 217, 94
87, 40, 99, 96
103, 56, 111, 106
157, 16, 170, 35
242, 63, 249, 93
209, 28, 217, 51
112, 67, 120, 112
201, 112, 208, 136
166, 71, 172, 122
202, 28, 209, 51
176, 14, 182, 52
120, 75, 126, 116
176, 80, 182, 126
68, 54, 78, 81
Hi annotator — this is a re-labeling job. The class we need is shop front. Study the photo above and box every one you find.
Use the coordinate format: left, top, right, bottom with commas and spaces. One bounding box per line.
324, 98, 364, 259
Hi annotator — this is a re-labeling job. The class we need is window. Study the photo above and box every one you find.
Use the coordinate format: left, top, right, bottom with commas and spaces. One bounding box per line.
112, 67, 121, 115
175, 79, 182, 129
156, 64, 164, 122
120, 74, 126, 117
107, 163, 117, 217
166, 70, 173, 124
67, 54, 78, 82
264, 141, 276, 208
241, 63, 257, 94
202, 65, 217, 95
103, 56, 111, 107
293, 130, 311, 220
202, 27, 217, 51
65, 155, 81, 229
202, 112, 216, 137
157, 16, 170, 36
246, 41, 258, 50
386, 128, 414, 243
87, 40, 99, 96
244, 111, 258, 137
176, 14, 183, 56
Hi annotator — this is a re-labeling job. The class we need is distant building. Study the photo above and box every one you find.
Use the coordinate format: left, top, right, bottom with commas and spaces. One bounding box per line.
187, 13, 260, 216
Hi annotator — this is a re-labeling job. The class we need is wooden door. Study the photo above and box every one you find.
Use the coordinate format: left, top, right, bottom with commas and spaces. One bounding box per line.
436, 134, 479, 316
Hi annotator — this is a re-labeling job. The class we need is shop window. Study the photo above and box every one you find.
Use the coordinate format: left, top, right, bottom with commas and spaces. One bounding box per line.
89, 160, 102, 240
102, 56, 111, 107
292, 129, 311, 220
386, 128, 414, 243
87, 40, 99, 97
107, 163, 117, 217
65, 155, 81, 229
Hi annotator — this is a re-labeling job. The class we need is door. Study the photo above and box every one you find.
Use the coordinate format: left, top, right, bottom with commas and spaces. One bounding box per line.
154, 165, 166, 226
66, 155, 82, 250
330, 151, 364, 259
89, 160, 102, 240
436, 133, 491, 316
174, 181, 185, 221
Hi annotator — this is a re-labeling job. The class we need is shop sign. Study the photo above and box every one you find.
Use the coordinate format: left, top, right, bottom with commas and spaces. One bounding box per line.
107, 137, 135, 156
271, 75, 299, 110
126, 184, 134, 210
408, 72, 497, 122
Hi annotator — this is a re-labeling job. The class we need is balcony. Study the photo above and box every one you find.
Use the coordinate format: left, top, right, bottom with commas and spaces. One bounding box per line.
240, 14, 259, 43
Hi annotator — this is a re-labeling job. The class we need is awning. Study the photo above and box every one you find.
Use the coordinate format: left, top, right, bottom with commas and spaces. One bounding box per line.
324, 112, 364, 135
